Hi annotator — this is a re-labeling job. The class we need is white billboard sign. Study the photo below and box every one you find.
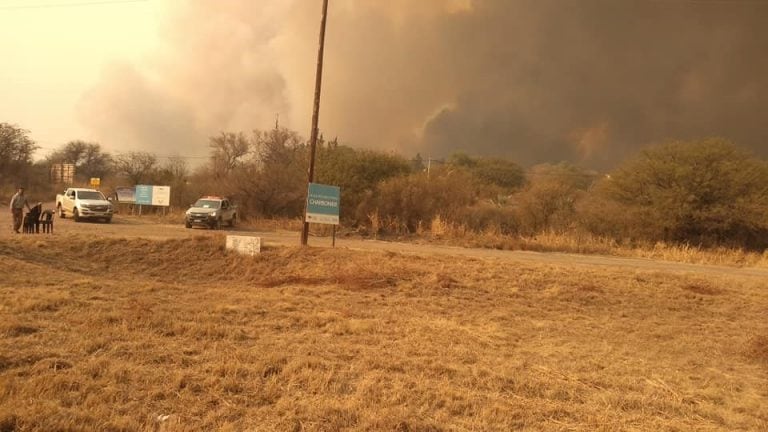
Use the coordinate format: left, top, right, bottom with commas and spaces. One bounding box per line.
151, 186, 171, 206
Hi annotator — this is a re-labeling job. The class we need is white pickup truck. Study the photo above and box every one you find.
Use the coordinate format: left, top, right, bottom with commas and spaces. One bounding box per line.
56, 187, 113, 223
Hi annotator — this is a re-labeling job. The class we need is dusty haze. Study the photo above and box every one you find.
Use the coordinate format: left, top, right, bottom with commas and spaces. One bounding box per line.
78, 0, 768, 168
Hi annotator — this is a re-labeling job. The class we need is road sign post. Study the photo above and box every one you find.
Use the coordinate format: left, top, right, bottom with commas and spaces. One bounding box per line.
305, 183, 340, 246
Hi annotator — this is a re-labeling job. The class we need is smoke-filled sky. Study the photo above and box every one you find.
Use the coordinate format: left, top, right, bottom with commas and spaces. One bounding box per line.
2, 0, 767, 168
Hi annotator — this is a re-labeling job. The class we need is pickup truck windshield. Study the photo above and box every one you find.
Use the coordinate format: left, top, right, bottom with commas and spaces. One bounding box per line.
78, 191, 106, 200
194, 200, 221, 209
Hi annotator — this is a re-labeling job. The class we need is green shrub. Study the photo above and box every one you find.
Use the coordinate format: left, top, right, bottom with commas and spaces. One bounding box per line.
594, 139, 768, 249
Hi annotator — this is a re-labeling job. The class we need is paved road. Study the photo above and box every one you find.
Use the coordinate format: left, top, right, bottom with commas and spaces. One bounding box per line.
3, 204, 767, 280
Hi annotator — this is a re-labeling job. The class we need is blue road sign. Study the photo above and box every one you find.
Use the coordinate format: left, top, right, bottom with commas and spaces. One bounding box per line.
135, 185, 153, 205
306, 183, 340, 225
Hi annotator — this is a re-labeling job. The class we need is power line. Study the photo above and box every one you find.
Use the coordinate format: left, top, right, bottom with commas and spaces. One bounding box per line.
0, 0, 148, 10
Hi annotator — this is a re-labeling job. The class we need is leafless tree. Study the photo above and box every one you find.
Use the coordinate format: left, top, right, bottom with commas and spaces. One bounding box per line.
114, 151, 158, 185
209, 132, 251, 176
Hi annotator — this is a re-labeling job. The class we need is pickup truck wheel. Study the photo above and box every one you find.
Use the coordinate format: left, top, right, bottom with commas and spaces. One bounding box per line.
58, 205, 65, 218
185, 221, 192, 229
103, 217, 112, 224
73, 208, 80, 222
229, 214, 237, 227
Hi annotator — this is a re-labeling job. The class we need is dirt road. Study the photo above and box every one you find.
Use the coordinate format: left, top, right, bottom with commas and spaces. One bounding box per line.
2, 204, 767, 279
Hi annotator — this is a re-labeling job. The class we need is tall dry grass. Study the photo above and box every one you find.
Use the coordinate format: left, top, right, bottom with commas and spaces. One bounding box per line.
1, 235, 767, 430
420, 216, 768, 268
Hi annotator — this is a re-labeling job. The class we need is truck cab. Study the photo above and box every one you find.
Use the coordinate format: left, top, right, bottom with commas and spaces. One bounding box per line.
184, 196, 237, 229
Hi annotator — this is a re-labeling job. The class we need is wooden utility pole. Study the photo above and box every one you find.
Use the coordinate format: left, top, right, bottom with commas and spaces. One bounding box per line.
301, 0, 329, 246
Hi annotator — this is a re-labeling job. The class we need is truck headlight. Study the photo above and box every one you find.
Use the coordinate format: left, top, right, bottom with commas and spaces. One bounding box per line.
211, 211, 217, 217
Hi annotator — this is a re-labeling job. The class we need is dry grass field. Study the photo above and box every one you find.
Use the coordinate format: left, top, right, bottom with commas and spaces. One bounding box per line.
1, 234, 767, 431
94, 207, 768, 269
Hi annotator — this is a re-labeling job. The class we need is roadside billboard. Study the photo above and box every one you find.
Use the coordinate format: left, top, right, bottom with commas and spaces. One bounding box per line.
115, 186, 136, 203
135, 185, 171, 207
305, 183, 340, 225
135, 185, 153, 205
50, 163, 75, 184
151, 186, 170, 206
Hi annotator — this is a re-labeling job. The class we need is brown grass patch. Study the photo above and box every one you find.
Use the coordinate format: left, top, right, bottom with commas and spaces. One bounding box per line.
1, 236, 767, 430
683, 283, 724, 296
748, 335, 768, 366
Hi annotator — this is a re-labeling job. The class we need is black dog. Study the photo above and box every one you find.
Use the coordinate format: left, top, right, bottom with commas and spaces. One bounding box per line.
22, 204, 42, 234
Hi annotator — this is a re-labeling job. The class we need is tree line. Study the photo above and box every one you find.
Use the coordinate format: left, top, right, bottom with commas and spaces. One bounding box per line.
2, 122, 767, 249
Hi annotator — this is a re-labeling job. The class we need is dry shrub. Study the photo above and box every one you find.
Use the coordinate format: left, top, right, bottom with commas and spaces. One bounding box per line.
415, 225, 768, 268
575, 189, 653, 241
429, 215, 470, 240
430, 215, 448, 237
357, 169, 477, 233
630, 241, 768, 267
382, 215, 409, 236
583, 139, 768, 250
453, 203, 518, 235
517, 230, 617, 255
367, 210, 381, 238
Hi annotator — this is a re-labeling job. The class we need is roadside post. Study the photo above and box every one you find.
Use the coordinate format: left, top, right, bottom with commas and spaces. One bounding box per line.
300, 0, 330, 246
305, 182, 340, 247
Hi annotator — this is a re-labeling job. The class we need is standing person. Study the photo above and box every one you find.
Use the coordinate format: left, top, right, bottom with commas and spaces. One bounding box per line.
10, 187, 31, 233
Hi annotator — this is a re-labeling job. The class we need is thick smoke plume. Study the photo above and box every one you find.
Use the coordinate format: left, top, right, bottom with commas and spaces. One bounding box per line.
78, 0, 768, 168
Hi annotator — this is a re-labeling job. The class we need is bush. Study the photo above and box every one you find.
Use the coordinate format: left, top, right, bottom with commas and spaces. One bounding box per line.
358, 168, 478, 233
454, 203, 519, 235
447, 153, 525, 192
512, 163, 596, 235
315, 144, 412, 222
595, 139, 768, 249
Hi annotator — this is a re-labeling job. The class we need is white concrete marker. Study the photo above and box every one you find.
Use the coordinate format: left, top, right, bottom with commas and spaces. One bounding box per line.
226, 235, 261, 256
